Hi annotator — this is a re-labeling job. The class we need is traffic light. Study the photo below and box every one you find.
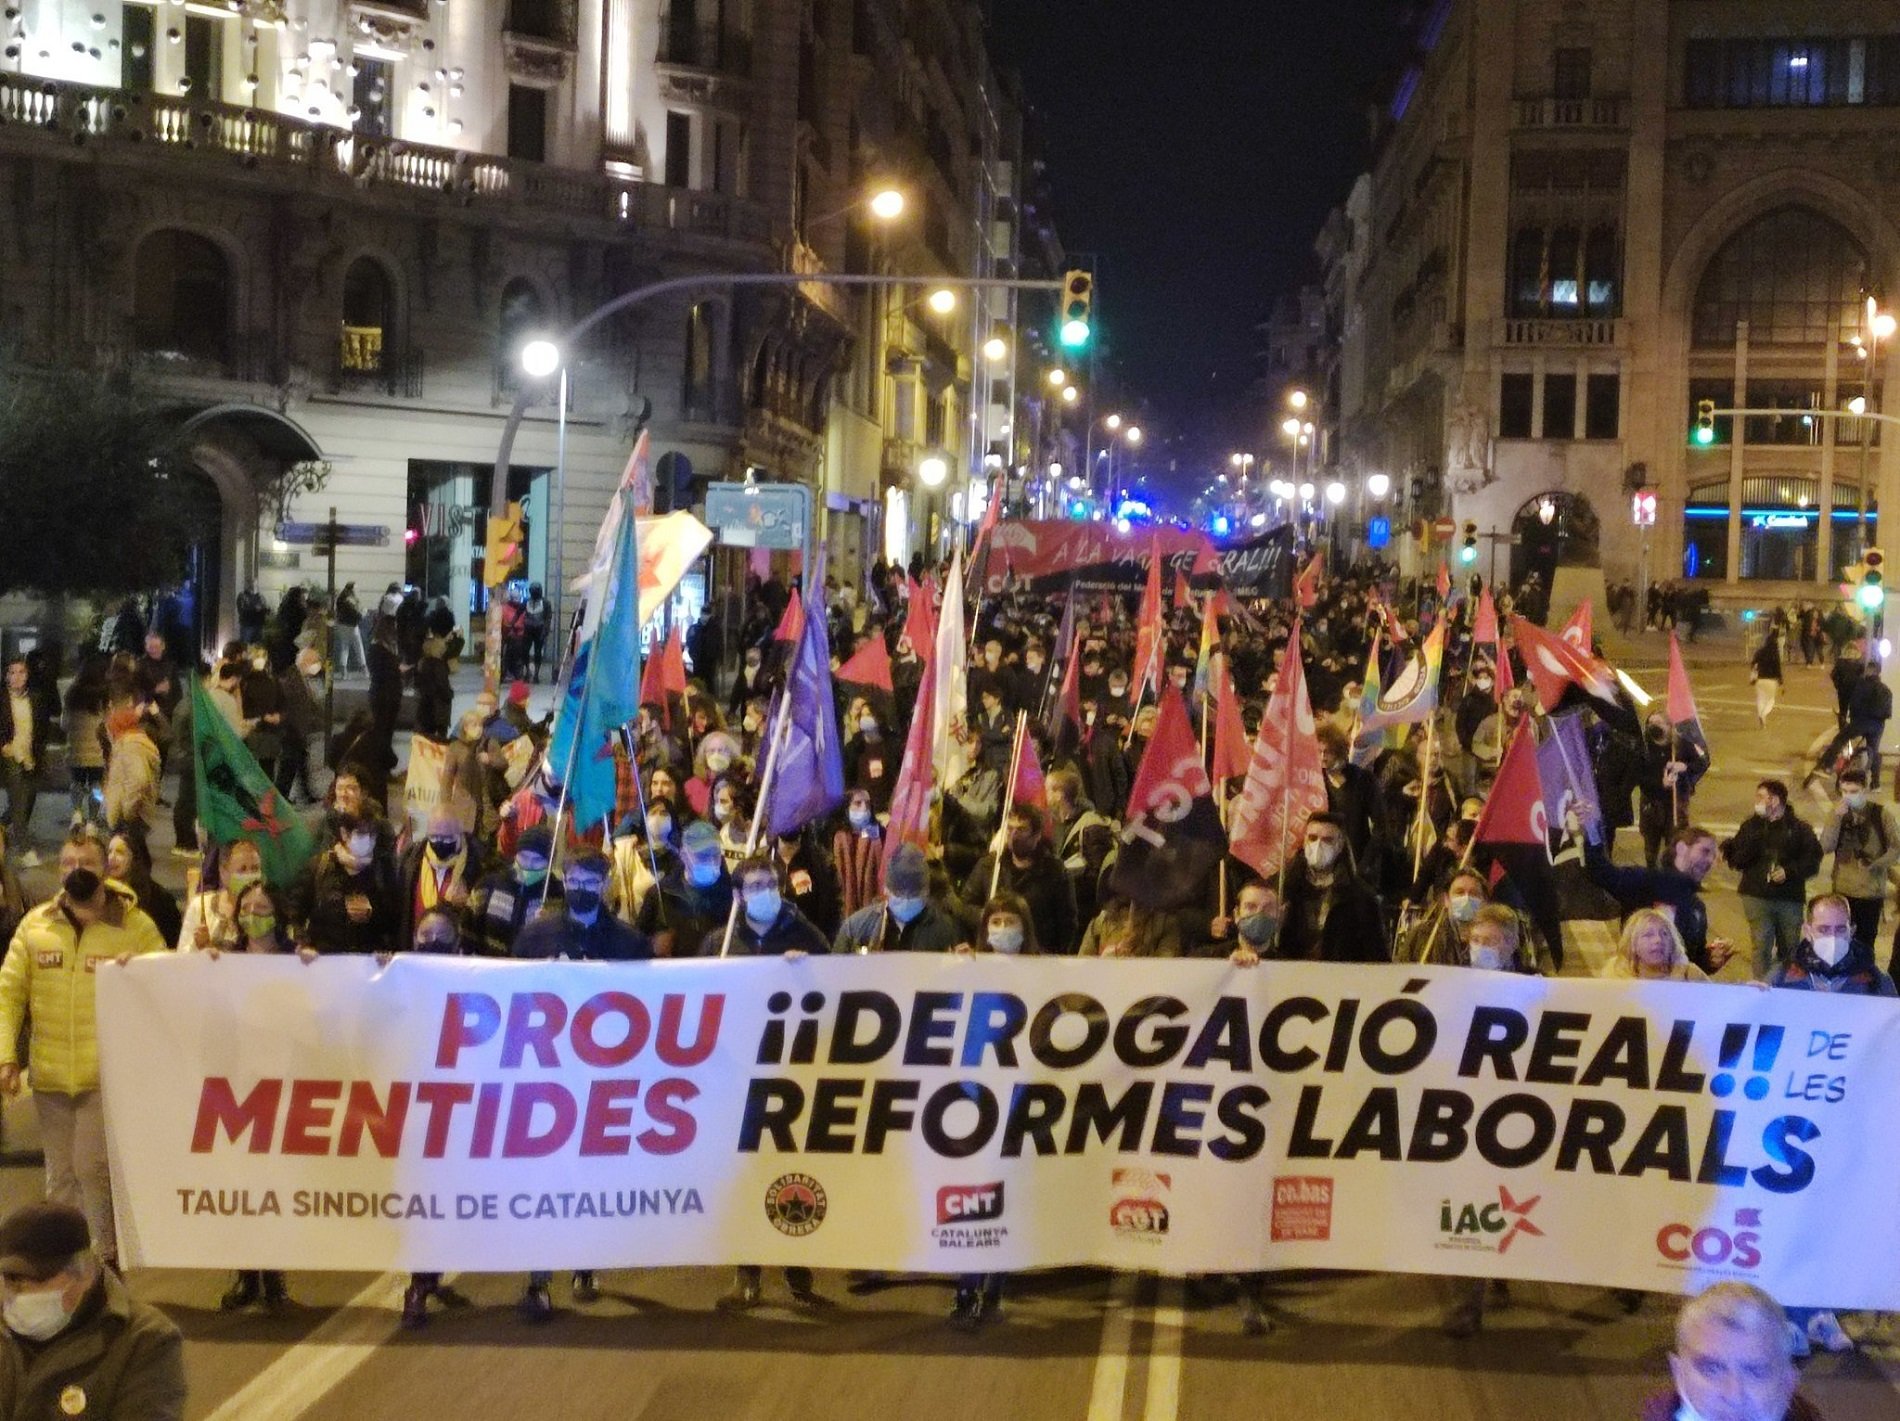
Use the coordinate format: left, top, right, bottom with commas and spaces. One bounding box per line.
484, 501, 525, 587
1694, 399, 1717, 446
1058, 269, 1093, 348
1859, 547, 1886, 611
1460, 520, 1478, 565
1631, 490, 1657, 526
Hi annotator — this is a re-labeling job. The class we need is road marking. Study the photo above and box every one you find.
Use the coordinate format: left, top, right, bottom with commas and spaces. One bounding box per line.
1696, 696, 1836, 715
1142, 1277, 1185, 1421
1086, 1271, 1139, 1421
201, 1272, 408, 1421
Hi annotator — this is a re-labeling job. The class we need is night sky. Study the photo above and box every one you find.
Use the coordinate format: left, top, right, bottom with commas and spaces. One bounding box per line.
987, 0, 1416, 491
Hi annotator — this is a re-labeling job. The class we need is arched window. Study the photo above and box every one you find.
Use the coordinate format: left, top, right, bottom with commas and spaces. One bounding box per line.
340, 257, 395, 374
133, 230, 230, 364
1693, 207, 1869, 347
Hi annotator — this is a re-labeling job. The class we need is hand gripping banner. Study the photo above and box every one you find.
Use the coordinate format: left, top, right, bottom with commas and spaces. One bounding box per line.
98, 954, 1900, 1306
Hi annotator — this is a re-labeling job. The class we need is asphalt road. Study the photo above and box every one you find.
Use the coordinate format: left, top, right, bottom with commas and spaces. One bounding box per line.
12, 639, 1900, 1419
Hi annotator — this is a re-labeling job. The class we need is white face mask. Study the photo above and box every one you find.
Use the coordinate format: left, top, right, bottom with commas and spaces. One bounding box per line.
988, 924, 1025, 955
706, 751, 733, 773
1448, 893, 1482, 924
1812, 932, 1851, 967
1468, 945, 1509, 972
5, 1285, 75, 1341
1845, 792, 1869, 810
1305, 840, 1340, 871
848, 806, 873, 830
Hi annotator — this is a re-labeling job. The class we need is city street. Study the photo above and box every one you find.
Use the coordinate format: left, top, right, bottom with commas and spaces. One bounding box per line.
6, 634, 1896, 1420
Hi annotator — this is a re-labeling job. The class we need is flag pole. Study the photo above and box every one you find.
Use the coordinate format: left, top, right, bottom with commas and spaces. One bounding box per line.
719, 684, 794, 958
1412, 711, 1437, 881
1201, 689, 1228, 919
1123, 632, 1165, 751
989, 710, 1028, 901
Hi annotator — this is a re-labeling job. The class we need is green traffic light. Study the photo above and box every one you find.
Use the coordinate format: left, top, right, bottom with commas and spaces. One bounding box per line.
1459, 546, 1477, 565
1694, 425, 1715, 446
1859, 582, 1885, 610
1059, 318, 1090, 348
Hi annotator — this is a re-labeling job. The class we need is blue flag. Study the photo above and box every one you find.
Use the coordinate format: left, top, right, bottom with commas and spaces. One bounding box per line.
545, 508, 643, 831
765, 586, 845, 838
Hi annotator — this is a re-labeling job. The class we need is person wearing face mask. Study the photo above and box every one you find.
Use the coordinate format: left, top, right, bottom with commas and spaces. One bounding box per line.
1721, 781, 1823, 979
703, 857, 829, 960
1454, 660, 1496, 752
1314, 725, 1386, 887
466, 825, 563, 957
843, 707, 897, 814
772, 828, 842, 939
1276, 813, 1389, 964
685, 731, 745, 818
178, 838, 265, 953
834, 844, 963, 953
1588, 824, 1736, 976
1397, 869, 1490, 966
1764, 893, 1893, 1357
1819, 769, 1899, 953
607, 806, 672, 927
0, 1202, 184, 1419
708, 777, 754, 866
639, 822, 735, 958
1203, 880, 1282, 959
830, 790, 885, 921
727, 647, 769, 719
397, 813, 484, 947
1637, 712, 1710, 868
296, 815, 400, 954
0, 829, 166, 1271
961, 806, 1079, 955
238, 642, 285, 783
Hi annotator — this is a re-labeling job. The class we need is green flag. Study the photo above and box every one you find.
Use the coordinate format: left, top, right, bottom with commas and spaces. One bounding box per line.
190, 675, 316, 887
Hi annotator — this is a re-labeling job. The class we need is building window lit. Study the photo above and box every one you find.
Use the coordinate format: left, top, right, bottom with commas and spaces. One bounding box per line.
1686, 36, 1900, 109
1692, 207, 1869, 347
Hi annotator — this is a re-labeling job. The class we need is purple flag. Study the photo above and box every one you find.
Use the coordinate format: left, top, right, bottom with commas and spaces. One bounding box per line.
765, 585, 846, 837
1534, 710, 1601, 843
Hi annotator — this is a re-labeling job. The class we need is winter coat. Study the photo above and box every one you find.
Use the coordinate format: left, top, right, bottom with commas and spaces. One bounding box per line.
962, 843, 1079, 955
0, 883, 168, 1094
101, 730, 161, 833
1722, 813, 1824, 902
830, 826, 885, 922
1768, 938, 1898, 995
514, 910, 653, 962
1078, 901, 1183, 959
0, 1269, 185, 1421
833, 899, 965, 954
1276, 858, 1390, 964
1821, 801, 1900, 900
296, 848, 402, 954
700, 903, 830, 957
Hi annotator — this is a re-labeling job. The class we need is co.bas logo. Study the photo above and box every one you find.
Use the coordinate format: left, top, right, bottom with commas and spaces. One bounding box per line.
1657, 1209, 1762, 1273
1436, 1186, 1544, 1254
1109, 1168, 1170, 1239
932, 1182, 1007, 1249
1270, 1176, 1334, 1243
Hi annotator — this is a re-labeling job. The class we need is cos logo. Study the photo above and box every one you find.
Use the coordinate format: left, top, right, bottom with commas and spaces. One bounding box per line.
1657, 1222, 1761, 1270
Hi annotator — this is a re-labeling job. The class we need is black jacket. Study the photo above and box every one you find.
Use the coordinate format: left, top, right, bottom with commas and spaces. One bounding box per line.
700, 903, 829, 957
296, 848, 402, 953
515, 909, 653, 961
1275, 858, 1389, 963
1722, 813, 1823, 902
962, 843, 1080, 955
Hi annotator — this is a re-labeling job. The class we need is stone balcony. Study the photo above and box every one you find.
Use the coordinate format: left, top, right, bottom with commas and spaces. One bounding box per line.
1513, 95, 1628, 130
1498, 317, 1625, 347
0, 71, 770, 245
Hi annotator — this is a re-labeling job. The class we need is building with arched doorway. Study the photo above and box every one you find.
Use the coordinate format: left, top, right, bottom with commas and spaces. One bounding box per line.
1316, 1, 1900, 621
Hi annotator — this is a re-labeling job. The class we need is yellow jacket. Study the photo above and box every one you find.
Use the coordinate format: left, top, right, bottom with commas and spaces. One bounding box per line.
0, 884, 167, 1095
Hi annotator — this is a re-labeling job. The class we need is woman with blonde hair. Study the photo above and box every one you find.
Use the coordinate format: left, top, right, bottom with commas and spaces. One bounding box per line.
1605, 907, 1709, 982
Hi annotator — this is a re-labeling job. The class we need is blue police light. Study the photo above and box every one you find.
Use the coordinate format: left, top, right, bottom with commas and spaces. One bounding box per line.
1069, 500, 1088, 519
1212, 514, 1231, 537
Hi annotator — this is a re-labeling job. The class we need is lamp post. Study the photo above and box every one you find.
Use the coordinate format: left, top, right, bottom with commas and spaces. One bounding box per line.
518, 336, 567, 635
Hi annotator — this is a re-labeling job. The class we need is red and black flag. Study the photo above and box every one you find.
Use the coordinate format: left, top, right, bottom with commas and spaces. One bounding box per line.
1469, 719, 1564, 968
1109, 688, 1227, 911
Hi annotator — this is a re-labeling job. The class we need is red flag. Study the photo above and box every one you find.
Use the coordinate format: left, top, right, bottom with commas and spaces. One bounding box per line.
1496, 637, 1516, 696
1560, 601, 1594, 651
1211, 658, 1251, 782
1435, 562, 1451, 600
836, 631, 894, 693
1050, 631, 1083, 738
1174, 567, 1194, 607
772, 592, 805, 646
882, 656, 938, 876
1470, 720, 1563, 962
636, 626, 688, 729
1667, 630, 1700, 726
1293, 552, 1323, 609
1511, 615, 1617, 713
1012, 730, 1047, 816
900, 579, 935, 659
1228, 620, 1328, 881
1108, 689, 1227, 910
1471, 588, 1499, 646
1132, 537, 1164, 693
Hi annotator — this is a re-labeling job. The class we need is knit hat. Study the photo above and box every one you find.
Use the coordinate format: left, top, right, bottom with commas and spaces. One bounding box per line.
507, 680, 532, 706
885, 844, 929, 896
516, 825, 554, 858
0, 1203, 90, 1280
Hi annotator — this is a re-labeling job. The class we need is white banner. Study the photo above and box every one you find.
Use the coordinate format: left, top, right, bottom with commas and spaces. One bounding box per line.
97, 955, 1900, 1305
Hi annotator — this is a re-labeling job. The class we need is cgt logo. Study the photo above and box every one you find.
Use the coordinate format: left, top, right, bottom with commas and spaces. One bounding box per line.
936, 1183, 1004, 1227
1109, 1168, 1171, 1237
1657, 1210, 1762, 1271
1438, 1187, 1544, 1254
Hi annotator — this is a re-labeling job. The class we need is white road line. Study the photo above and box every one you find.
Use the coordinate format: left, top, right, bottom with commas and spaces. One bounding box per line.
1141, 1277, 1184, 1421
201, 1272, 408, 1421
1085, 1270, 1139, 1421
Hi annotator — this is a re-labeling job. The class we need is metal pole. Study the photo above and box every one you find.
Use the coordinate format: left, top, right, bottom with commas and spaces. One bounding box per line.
550, 365, 569, 640
323, 505, 337, 751
484, 272, 1071, 696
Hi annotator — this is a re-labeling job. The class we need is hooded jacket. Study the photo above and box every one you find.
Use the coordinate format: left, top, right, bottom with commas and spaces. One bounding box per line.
1767, 937, 1898, 995
0, 883, 168, 1094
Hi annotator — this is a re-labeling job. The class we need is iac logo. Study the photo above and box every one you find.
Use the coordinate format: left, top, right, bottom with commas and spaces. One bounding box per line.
1436, 1186, 1544, 1254
936, 1183, 1004, 1226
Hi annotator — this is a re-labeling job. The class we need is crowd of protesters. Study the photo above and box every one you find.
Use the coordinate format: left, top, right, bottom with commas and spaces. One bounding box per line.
0, 542, 1889, 1383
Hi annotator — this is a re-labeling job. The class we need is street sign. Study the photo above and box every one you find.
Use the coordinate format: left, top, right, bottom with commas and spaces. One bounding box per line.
1367, 516, 1391, 550
703, 481, 812, 558
277, 521, 389, 548
1431, 516, 1456, 540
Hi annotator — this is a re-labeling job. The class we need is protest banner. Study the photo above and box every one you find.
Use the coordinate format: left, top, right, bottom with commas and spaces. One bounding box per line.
982, 522, 1296, 600
98, 954, 1900, 1307
401, 736, 451, 835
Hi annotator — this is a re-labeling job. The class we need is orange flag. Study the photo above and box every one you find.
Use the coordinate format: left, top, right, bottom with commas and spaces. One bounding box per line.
1132, 538, 1164, 693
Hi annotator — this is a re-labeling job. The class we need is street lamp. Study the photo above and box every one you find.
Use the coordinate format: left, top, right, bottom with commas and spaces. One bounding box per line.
1047, 368, 1067, 388
982, 333, 1008, 362
927, 288, 957, 315
1366, 472, 1391, 498
517, 336, 567, 635
1105, 413, 1122, 432
917, 454, 949, 488
1325, 480, 1346, 505
1537, 497, 1557, 525
1281, 416, 1302, 437
1061, 385, 1079, 404
1125, 426, 1143, 445
1287, 389, 1310, 411
519, 338, 561, 380
1298, 481, 1316, 501
868, 187, 906, 221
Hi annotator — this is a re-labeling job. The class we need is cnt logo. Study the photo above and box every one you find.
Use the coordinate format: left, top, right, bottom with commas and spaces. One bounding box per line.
1437, 1187, 1544, 1254
1657, 1209, 1762, 1272
936, 1183, 1004, 1227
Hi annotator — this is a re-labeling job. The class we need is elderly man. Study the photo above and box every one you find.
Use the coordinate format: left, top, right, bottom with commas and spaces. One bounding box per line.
0, 1201, 183, 1419
1643, 1282, 1818, 1421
